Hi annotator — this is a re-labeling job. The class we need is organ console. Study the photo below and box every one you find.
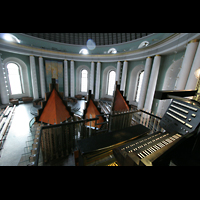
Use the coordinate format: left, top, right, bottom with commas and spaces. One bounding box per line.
113, 90, 200, 166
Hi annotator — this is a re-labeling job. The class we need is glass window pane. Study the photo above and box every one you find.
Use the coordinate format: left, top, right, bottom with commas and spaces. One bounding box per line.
7, 63, 22, 95
107, 71, 116, 96
81, 69, 88, 92
135, 71, 144, 102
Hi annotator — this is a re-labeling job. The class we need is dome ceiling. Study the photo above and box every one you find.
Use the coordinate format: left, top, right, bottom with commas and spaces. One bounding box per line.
23, 33, 153, 46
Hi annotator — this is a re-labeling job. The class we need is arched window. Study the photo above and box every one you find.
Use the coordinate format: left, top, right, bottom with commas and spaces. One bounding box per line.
135, 70, 144, 102
7, 62, 23, 95
81, 69, 88, 92
107, 70, 116, 96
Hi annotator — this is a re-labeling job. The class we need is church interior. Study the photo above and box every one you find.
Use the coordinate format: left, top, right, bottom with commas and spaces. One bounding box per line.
1, 33, 200, 166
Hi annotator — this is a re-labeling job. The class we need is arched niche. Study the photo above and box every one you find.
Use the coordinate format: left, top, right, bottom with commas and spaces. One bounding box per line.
76, 65, 90, 96
127, 64, 144, 105
101, 66, 116, 99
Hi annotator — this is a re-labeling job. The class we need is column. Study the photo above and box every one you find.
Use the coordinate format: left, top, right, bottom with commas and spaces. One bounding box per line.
70, 60, 75, 97
138, 57, 152, 110
64, 59, 69, 97
90, 61, 95, 94
30, 55, 39, 99
120, 60, 128, 92
0, 54, 9, 104
39, 57, 46, 98
95, 61, 101, 100
185, 40, 200, 90
144, 55, 161, 113
176, 39, 198, 90
116, 61, 121, 84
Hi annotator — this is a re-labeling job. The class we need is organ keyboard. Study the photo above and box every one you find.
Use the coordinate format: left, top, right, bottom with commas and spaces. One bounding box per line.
113, 97, 200, 166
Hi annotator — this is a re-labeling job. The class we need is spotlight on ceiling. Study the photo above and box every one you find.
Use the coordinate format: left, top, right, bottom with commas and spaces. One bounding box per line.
194, 68, 200, 79
138, 41, 149, 49
0, 33, 20, 43
79, 48, 89, 55
108, 48, 117, 54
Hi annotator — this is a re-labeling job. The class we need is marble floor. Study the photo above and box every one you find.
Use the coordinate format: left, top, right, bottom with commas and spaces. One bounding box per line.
0, 103, 33, 166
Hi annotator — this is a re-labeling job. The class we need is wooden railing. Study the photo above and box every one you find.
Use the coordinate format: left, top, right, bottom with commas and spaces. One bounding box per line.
26, 107, 165, 166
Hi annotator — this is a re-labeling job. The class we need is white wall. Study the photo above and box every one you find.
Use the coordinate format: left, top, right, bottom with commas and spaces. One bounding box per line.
156, 58, 183, 117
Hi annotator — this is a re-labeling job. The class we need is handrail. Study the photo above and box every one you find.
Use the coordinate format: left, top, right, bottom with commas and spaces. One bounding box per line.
33, 109, 163, 166
139, 109, 162, 120
110, 110, 138, 116
29, 117, 35, 129
34, 117, 99, 166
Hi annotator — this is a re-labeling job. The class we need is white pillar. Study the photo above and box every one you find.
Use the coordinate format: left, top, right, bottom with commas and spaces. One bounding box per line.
144, 55, 161, 113
138, 57, 152, 110
95, 61, 101, 100
185, 41, 200, 90
176, 39, 198, 90
64, 59, 69, 97
39, 57, 46, 98
70, 60, 75, 97
30, 55, 39, 99
0, 54, 9, 104
120, 60, 128, 92
90, 61, 95, 94
116, 61, 121, 84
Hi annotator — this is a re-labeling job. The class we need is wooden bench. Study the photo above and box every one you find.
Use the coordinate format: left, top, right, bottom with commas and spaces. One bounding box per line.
22, 97, 33, 103
9, 98, 19, 105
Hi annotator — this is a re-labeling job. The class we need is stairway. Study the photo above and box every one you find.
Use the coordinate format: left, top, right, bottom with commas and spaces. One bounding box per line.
18, 122, 44, 166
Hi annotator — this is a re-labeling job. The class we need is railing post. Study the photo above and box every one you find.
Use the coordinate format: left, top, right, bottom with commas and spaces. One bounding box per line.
146, 113, 150, 128
89, 114, 92, 137
140, 112, 143, 124
108, 111, 113, 132
142, 110, 147, 126
152, 112, 156, 133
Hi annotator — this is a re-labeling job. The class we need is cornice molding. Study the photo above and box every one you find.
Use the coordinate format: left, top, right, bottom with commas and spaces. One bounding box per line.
1, 33, 200, 62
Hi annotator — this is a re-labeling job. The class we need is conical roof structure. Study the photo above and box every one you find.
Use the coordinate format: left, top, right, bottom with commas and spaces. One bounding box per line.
111, 82, 130, 112
83, 90, 106, 129
39, 88, 72, 124
36, 78, 73, 125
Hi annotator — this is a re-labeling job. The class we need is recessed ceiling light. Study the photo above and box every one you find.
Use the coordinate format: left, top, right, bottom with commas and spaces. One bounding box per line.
0, 33, 20, 43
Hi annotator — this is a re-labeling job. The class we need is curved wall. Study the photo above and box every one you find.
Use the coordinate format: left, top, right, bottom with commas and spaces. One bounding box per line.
1, 33, 200, 115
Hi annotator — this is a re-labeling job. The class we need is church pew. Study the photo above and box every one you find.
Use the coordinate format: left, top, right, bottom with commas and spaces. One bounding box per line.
0, 106, 16, 148
0, 106, 9, 123
0, 118, 6, 132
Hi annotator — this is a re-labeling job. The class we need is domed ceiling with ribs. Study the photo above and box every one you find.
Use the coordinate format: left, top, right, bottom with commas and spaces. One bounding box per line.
23, 33, 153, 46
